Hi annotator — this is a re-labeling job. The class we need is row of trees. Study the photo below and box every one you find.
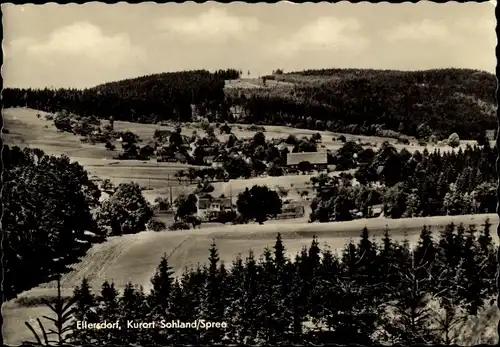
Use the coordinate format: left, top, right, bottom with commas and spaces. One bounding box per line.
310, 140, 497, 222
32, 221, 497, 345
3, 146, 104, 301
4, 68, 496, 139
3, 145, 162, 301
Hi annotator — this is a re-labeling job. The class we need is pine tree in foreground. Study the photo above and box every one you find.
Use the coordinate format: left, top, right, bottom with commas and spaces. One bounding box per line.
71, 277, 98, 344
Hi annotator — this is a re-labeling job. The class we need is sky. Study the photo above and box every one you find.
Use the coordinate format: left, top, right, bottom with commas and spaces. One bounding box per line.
2, 2, 497, 89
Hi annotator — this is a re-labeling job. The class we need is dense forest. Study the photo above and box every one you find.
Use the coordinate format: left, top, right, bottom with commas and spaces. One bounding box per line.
3, 68, 496, 139
27, 224, 498, 345
2, 69, 240, 123
310, 140, 497, 222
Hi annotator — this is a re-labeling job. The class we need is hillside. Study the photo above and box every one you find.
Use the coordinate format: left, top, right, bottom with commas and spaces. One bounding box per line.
3, 68, 496, 139
228, 68, 497, 139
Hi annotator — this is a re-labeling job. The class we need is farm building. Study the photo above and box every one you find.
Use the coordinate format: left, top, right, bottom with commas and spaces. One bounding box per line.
287, 152, 328, 171
203, 154, 225, 168
196, 196, 233, 221
276, 203, 305, 220
204, 156, 215, 164
486, 129, 496, 141
157, 152, 188, 163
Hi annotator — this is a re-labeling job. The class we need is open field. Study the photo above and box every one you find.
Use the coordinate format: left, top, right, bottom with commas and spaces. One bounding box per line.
224, 77, 295, 89
3, 213, 498, 345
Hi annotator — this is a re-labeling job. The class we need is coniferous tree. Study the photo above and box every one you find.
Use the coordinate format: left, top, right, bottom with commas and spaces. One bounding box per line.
311, 245, 342, 340
241, 250, 260, 344
225, 255, 246, 343
200, 241, 226, 343
71, 278, 98, 344
384, 251, 436, 344
256, 248, 284, 343
148, 254, 175, 343
121, 282, 147, 344
96, 281, 120, 344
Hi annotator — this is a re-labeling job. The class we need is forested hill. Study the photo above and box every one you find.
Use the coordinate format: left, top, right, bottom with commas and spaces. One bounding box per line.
3, 68, 497, 139
238, 68, 497, 139
2, 69, 240, 124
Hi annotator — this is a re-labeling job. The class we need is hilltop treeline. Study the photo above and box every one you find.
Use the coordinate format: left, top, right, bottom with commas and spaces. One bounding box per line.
3, 68, 496, 139
2, 69, 240, 123
230, 68, 497, 139
32, 223, 497, 345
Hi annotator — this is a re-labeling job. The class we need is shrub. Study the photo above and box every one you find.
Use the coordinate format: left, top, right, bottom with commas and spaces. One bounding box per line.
448, 133, 460, 148
105, 140, 116, 150
232, 214, 249, 225
168, 221, 191, 231
339, 135, 347, 143
248, 124, 266, 132
216, 210, 238, 224
2, 128, 10, 134
147, 218, 167, 232
397, 137, 410, 145
154, 197, 171, 212
96, 182, 154, 236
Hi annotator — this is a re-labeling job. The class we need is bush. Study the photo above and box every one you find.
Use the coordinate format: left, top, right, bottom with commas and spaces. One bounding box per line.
216, 210, 238, 224
2, 128, 10, 134
147, 218, 167, 232
232, 214, 249, 225
248, 124, 266, 132
448, 133, 460, 148
397, 137, 410, 145
339, 135, 347, 143
105, 140, 116, 150
96, 182, 154, 236
168, 221, 191, 231
286, 134, 299, 145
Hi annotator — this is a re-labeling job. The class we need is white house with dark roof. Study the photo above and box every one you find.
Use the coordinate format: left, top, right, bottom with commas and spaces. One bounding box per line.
286, 151, 328, 171
196, 195, 233, 221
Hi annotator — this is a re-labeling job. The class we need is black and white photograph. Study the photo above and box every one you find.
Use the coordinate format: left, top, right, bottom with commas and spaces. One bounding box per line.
2, 1, 498, 345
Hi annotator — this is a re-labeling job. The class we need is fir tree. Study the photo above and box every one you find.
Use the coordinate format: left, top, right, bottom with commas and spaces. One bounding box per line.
200, 241, 225, 343
148, 254, 175, 343
384, 251, 436, 344
71, 278, 97, 344
96, 281, 120, 344
121, 282, 147, 344
274, 233, 286, 271
256, 247, 284, 343
241, 250, 260, 344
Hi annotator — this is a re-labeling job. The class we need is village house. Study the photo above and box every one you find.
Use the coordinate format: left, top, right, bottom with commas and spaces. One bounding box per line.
196, 195, 233, 221
486, 129, 496, 141
211, 154, 225, 168
276, 202, 305, 220
286, 152, 328, 171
